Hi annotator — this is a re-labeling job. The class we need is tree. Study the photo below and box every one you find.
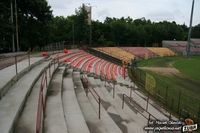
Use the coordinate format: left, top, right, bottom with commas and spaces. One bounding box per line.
0, 0, 13, 52
192, 24, 200, 38
18, 0, 52, 50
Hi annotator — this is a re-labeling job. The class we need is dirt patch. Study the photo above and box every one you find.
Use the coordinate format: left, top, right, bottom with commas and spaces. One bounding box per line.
139, 67, 180, 76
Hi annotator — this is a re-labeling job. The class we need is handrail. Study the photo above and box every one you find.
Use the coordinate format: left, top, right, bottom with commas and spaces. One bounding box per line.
0, 51, 31, 74
36, 58, 59, 133
122, 93, 157, 121
133, 89, 173, 120
81, 75, 101, 119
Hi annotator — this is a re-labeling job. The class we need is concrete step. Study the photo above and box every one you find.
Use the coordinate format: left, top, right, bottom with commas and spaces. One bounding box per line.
73, 72, 109, 133
89, 77, 146, 133
44, 67, 68, 133
15, 61, 58, 133
0, 60, 50, 133
0, 57, 44, 99
83, 75, 122, 133
62, 69, 90, 133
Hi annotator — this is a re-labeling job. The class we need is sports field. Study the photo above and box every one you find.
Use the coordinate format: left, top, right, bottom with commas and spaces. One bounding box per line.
131, 56, 200, 122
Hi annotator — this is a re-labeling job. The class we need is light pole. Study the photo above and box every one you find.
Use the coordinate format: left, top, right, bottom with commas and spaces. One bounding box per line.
186, 0, 195, 56
11, 0, 15, 52
14, 0, 20, 51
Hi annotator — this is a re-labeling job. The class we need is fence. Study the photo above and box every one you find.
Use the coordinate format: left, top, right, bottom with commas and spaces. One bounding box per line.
33, 41, 79, 52
129, 68, 200, 124
36, 58, 59, 133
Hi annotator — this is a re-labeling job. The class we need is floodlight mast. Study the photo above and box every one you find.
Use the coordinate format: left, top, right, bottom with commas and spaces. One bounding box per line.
14, 0, 20, 51
186, 0, 195, 56
11, 0, 15, 52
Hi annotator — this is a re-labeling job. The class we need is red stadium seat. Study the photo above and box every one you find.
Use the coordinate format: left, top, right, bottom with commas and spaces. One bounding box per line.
42, 51, 48, 56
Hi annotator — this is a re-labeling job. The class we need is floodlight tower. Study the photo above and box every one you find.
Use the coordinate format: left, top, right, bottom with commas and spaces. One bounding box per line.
186, 0, 195, 56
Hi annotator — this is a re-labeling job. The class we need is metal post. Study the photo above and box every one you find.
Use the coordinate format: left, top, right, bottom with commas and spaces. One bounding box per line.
146, 95, 149, 111
45, 70, 47, 87
148, 113, 151, 125
186, 0, 195, 56
124, 67, 126, 79
99, 97, 101, 119
177, 91, 182, 113
147, 113, 151, 133
169, 112, 171, 120
130, 88, 132, 102
113, 82, 115, 99
104, 76, 106, 87
57, 58, 59, 67
54, 59, 55, 70
49, 64, 51, 78
122, 94, 125, 109
15, 55, 18, 76
28, 52, 30, 67
14, 0, 19, 51
11, 1, 15, 52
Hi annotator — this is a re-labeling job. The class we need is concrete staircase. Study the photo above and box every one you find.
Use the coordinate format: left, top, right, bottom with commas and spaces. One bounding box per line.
62, 69, 90, 133
73, 71, 122, 133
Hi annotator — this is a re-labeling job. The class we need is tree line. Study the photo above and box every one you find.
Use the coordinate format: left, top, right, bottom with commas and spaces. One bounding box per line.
0, 0, 200, 53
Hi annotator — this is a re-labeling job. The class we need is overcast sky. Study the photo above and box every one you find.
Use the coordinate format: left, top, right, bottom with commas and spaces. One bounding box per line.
47, 0, 200, 26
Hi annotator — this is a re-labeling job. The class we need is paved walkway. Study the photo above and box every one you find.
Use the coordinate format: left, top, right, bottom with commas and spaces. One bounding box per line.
0, 57, 44, 96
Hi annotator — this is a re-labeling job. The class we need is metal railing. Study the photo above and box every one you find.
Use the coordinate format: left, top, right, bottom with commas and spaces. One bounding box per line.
133, 89, 173, 120
122, 93, 157, 122
81, 75, 101, 119
36, 58, 59, 133
0, 51, 31, 73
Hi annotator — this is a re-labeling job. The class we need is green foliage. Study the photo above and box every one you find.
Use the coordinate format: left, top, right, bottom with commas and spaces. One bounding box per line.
1, 2, 200, 53
18, 0, 52, 50
0, 0, 52, 52
192, 24, 200, 38
0, 0, 13, 52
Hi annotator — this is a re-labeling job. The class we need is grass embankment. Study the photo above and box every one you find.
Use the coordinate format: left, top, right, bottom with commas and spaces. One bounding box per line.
136, 56, 200, 119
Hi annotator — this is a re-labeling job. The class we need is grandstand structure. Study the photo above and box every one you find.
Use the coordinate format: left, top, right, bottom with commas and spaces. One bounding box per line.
147, 47, 175, 57
163, 39, 200, 55
93, 47, 135, 63
0, 48, 177, 133
121, 47, 155, 59
92, 47, 175, 65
